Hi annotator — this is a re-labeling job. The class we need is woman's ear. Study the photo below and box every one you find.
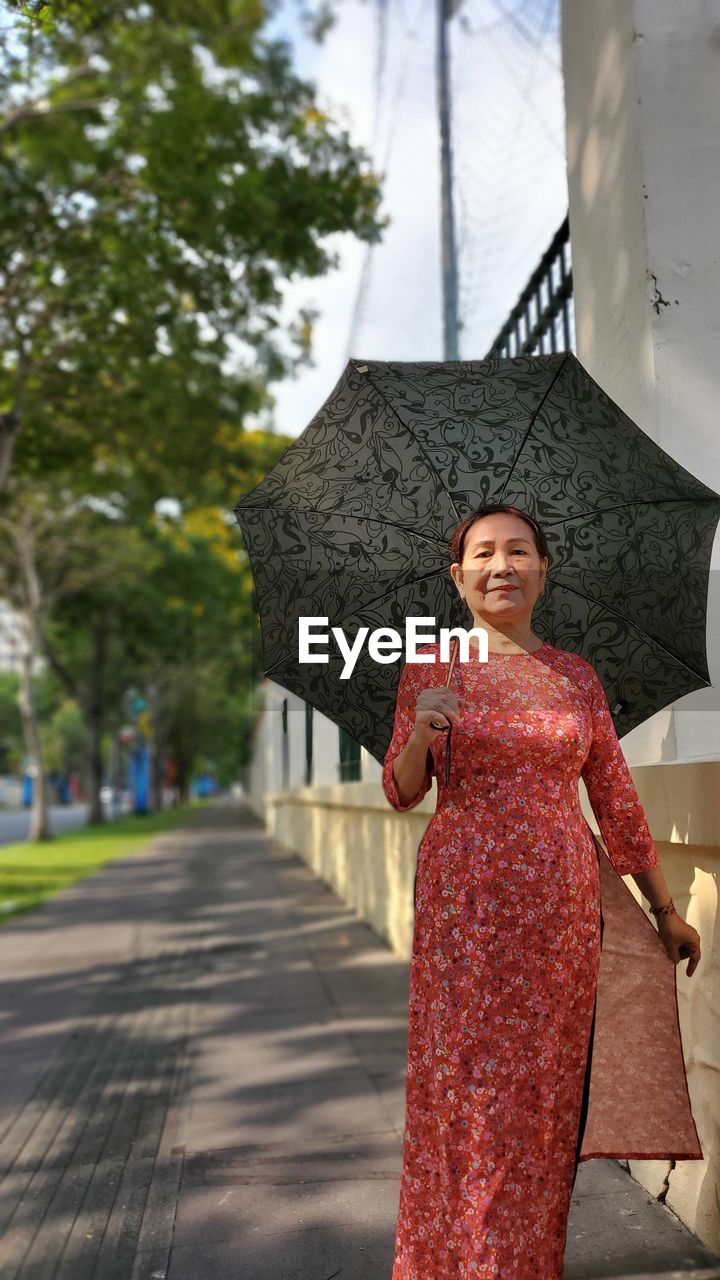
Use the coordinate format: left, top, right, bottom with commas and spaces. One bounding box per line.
450, 562, 463, 594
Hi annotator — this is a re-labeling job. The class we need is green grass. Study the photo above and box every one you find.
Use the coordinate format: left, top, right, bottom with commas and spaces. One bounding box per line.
0, 799, 212, 925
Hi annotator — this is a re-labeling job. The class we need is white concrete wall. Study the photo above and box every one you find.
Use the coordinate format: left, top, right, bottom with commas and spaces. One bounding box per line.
562, 0, 720, 765
313, 709, 341, 787
245, 682, 303, 820
562, 0, 720, 1245
245, 678, 385, 823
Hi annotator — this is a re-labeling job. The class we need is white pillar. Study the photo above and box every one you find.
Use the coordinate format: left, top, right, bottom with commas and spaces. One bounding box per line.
562, 0, 720, 764
562, 1, 720, 1247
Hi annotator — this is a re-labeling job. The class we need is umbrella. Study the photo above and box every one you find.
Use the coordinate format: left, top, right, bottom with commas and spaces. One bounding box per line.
233, 352, 720, 765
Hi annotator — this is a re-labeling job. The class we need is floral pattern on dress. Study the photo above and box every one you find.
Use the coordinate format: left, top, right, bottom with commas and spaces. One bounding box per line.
382, 641, 659, 1280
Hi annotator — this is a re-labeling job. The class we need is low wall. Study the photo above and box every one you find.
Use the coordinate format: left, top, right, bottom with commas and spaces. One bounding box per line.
265, 765, 720, 1254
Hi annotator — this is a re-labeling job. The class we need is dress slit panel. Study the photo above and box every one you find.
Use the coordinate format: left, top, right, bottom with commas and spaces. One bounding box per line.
573, 907, 604, 1177
579, 834, 703, 1161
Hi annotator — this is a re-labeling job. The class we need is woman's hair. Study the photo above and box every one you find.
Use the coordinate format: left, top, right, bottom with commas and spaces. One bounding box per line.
449, 503, 552, 568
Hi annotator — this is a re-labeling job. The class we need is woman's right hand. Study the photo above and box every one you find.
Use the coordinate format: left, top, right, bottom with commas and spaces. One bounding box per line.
413, 687, 463, 743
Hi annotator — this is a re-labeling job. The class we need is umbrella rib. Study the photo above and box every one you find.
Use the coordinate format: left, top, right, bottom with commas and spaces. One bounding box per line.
539, 496, 720, 527
547, 575, 712, 684
235, 506, 449, 551
499, 352, 570, 498
261, 566, 453, 680
360, 370, 464, 523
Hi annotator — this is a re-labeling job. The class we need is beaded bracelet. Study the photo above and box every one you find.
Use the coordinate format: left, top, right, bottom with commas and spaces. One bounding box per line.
648, 897, 676, 919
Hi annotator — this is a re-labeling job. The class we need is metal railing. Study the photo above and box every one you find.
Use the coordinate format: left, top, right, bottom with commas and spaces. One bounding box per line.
484, 214, 574, 359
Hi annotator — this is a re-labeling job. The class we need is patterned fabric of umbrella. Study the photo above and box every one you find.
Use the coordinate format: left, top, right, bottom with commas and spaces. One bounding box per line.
233, 352, 720, 764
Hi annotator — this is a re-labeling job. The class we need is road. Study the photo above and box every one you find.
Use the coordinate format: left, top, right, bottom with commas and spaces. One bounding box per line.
0, 803, 92, 846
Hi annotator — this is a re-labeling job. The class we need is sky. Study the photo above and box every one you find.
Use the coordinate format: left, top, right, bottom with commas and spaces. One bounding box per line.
260, 0, 569, 438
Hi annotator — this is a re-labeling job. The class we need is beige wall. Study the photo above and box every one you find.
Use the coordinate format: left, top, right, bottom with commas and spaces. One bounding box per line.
266, 770, 720, 1254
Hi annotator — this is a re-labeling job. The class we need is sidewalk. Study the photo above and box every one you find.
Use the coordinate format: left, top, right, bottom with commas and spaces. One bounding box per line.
0, 801, 718, 1279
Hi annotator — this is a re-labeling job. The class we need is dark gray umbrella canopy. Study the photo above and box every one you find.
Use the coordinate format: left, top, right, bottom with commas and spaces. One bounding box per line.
234, 352, 720, 765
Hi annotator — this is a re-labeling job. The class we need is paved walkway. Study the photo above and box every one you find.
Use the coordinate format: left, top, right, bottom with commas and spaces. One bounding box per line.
0, 800, 718, 1279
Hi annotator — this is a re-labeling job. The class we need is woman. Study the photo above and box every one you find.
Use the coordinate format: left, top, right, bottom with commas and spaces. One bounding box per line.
383, 503, 702, 1280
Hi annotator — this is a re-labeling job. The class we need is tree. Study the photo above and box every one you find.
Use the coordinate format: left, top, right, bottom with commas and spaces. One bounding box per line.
0, 0, 389, 835
0, 670, 24, 778
0, 473, 158, 830
0, 413, 289, 828
0, 0, 386, 490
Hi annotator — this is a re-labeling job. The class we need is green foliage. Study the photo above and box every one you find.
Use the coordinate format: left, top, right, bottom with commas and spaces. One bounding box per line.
0, 671, 23, 773
41, 691, 86, 773
0, 0, 385, 496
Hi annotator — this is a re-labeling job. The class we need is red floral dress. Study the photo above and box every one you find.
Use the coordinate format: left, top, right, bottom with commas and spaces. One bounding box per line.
382, 640, 660, 1280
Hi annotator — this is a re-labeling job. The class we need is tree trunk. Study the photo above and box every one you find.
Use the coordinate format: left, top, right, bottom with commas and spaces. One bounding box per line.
11, 518, 52, 841
151, 738, 165, 812
176, 762, 190, 804
17, 630, 53, 842
147, 682, 164, 813
0, 409, 22, 493
85, 623, 107, 825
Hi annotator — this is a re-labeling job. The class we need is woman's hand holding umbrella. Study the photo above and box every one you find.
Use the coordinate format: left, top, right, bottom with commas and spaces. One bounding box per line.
416, 687, 463, 735
417, 686, 464, 789
390, 687, 463, 807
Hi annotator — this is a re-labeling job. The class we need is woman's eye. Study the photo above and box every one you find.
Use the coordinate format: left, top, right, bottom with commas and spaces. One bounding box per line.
477, 549, 527, 557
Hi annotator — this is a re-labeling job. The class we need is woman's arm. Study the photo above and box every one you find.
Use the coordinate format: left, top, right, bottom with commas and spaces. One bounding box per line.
580, 664, 660, 876
382, 661, 434, 811
631, 864, 673, 909
633, 864, 702, 975
391, 726, 436, 809
580, 662, 701, 973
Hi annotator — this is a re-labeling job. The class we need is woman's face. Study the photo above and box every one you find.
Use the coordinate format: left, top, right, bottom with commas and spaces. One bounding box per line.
450, 513, 548, 627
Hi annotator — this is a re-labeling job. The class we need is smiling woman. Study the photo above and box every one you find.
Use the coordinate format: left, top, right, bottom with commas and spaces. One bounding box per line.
384, 503, 703, 1280
449, 504, 551, 655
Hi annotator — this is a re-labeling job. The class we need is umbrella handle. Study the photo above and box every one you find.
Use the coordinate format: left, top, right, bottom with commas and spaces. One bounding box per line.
443, 638, 460, 786
428, 638, 460, 726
